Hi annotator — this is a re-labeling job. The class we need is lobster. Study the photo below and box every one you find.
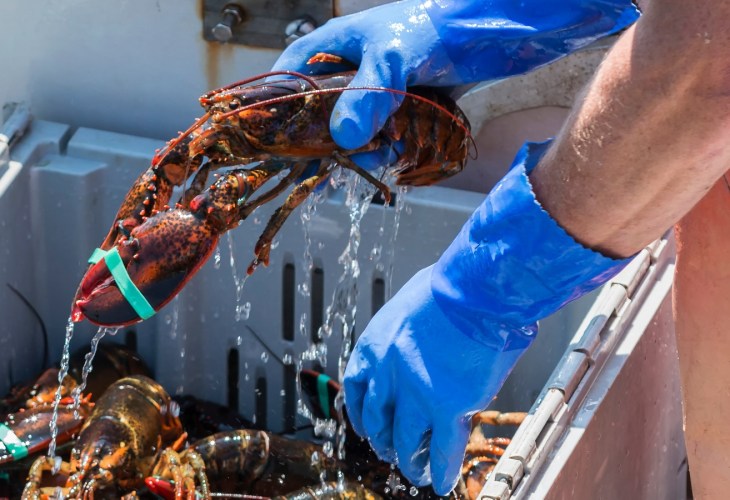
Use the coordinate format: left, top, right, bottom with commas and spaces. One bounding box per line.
145, 428, 340, 499
22, 375, 184, 499
71, 53, 472, 327
0, 368, 77, 420
0, 398, 93, 467
1, 343, 151, 420
142, 410, 525, 500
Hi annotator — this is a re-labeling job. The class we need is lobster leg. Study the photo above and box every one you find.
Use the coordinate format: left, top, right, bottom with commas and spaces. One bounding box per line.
22, 455, 54, 499
472, 411, 527, 427
248, 161, 334, 274
153, 448, 210, 500
238, 161, 308, 220
332, 151, 392, 205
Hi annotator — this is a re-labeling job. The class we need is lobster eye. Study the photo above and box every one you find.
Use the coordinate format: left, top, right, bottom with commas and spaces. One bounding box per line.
228, 100, 240, 110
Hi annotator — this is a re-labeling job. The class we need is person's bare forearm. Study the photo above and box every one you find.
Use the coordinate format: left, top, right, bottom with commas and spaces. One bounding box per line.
531, 1, 730, 258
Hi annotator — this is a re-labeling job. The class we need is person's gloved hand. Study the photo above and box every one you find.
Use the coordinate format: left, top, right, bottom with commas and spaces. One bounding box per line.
273, 0, 639, 150
343, 141, 631, 495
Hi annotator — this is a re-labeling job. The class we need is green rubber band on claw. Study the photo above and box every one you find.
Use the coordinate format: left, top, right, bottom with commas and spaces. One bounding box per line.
88, 247, 108, 265
0, 423, 28, 460
87, 247, 156, 320
317, 373, 332, 419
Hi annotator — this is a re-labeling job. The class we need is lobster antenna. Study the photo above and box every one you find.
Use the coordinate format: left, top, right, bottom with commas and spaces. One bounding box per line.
200, 70, 322, 104
7, 283, 49, 370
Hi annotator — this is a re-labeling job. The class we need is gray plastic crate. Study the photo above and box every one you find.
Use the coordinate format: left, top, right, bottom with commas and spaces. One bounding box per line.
0, 105, 686, 499
0, 113, 591, 431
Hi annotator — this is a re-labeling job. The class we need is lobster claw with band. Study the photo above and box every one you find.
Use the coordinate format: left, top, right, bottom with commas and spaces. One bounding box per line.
71, 65, 472, 327
71, 168, 270, 327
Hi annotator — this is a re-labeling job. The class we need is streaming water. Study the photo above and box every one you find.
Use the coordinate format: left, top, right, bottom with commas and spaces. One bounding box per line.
386, 185, 409, 299
318, 172, 377, 462
165, 296, 185, 395
71, 326, 119, 419
47, 316, 74, 459
297, 193, 325, 298
226, 232, 251, 322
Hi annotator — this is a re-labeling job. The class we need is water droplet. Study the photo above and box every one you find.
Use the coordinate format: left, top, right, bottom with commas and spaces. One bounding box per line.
260, 351, 269, 363
164, 315, 172, 325
299, 314, 308, 338
236, 336, 243, 346
370, 244, 382, 261
282, 354, 293, 365
235, 302, 251, 321
213, 246, 222, 269
410, 486, 419, 496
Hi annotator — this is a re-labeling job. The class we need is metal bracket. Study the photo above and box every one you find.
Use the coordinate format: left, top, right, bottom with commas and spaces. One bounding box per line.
202, 0, 333, 48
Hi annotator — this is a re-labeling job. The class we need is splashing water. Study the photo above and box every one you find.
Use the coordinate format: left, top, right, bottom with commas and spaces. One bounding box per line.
332, 172, 378, 380
71, 327, 119, 418
48, 317, 74, 459
306, 171, 378, 464
226, 232, 251, 322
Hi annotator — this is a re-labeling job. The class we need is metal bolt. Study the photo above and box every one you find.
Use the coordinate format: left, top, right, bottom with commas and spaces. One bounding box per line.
285, 16, 317, 46
212, 4, 245, 43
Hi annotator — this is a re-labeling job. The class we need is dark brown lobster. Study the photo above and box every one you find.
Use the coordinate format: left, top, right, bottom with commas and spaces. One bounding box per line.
22, 375, 183, 499
71, 54, 472, 327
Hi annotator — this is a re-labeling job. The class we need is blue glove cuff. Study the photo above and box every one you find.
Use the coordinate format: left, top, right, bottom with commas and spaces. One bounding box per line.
432, 140, 631, 333
424, 0, 641, 83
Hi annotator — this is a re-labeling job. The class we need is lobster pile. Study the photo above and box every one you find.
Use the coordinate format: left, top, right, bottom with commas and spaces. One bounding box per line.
69, 54, 472, 327
7, 372, 523, 499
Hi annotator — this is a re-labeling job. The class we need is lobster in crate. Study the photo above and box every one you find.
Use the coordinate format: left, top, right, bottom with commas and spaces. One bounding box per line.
21, 375, 185, 499
71, 54, 472, 327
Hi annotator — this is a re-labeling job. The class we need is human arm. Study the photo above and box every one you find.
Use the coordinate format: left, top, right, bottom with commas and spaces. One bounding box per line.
531, 2, 730, 497
531, 0, 730, 257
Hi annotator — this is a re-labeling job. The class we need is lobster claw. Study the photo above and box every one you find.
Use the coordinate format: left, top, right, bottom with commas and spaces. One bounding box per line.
72, 209, 220, 327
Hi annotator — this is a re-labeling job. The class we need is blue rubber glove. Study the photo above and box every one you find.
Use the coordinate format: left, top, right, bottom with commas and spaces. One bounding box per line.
273, 0, 639, 150
343, 141, 631, 495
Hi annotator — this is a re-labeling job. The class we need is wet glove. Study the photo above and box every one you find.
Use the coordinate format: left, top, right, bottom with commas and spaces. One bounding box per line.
273, 0, 639, 150
343, 141, 631, 495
